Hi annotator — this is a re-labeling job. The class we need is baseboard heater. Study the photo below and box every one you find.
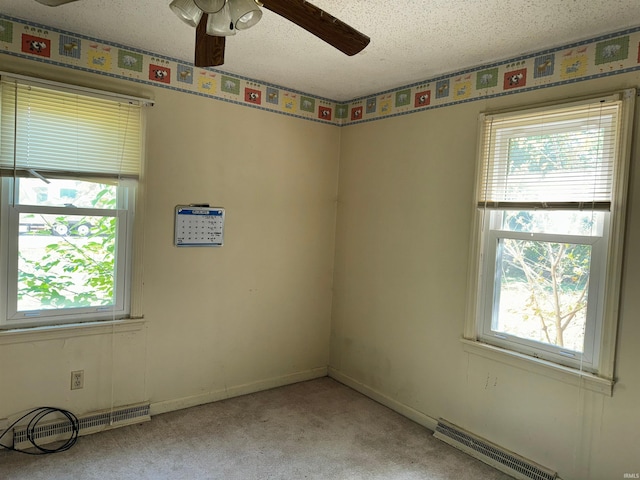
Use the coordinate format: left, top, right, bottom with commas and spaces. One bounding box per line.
12, 402, 150, 450
434, 419, 557, 480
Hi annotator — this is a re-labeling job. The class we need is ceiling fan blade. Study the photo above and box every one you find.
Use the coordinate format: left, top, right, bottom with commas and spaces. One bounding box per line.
34, 0, 80, 5
195, 13, 226, 67
260, 0, 370, 56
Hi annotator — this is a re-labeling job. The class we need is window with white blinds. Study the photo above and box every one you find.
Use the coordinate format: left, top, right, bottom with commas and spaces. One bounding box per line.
466, 90, 635, 381
0, 74, 149, 329
0, 75, 143, 180
477, 96, 622, 211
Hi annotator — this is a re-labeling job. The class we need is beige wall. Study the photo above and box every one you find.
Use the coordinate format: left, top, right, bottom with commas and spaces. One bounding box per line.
143, 83, 339, 410
330, 73, 640, 480
0, 55, 340, 418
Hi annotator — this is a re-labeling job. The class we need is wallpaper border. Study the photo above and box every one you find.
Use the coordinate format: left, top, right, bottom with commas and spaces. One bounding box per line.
1, 14, 639, 127
343, 26, 640, 126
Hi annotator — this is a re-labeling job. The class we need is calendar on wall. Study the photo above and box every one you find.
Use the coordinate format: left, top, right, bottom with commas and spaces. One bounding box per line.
174, 205, 225, 247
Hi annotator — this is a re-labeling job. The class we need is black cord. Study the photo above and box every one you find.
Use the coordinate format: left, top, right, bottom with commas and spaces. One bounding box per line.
0, 407, 79, 455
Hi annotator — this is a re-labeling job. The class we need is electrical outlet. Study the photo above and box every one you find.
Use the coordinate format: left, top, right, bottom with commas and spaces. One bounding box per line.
71, 370, 84, 390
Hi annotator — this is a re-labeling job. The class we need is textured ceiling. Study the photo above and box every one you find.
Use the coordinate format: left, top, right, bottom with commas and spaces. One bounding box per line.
2, 0, 640, 101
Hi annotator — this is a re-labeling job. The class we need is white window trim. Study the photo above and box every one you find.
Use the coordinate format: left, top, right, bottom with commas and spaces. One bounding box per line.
0, 318, 146, 346
463, 89, 636, 394
460, 338, 613, 395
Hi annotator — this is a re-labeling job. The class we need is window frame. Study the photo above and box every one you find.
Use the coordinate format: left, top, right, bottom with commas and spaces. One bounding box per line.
464, 90, 636, 388
0, 177, 135, 329
478, 211, 608, 372
0, 73, 149, 330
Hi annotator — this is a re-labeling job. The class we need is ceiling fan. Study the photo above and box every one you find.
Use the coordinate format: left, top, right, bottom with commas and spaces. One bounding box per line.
34, 0, 371, 68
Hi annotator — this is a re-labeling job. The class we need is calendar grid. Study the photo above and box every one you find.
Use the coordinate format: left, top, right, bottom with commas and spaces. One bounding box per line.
174, 206, 225, 247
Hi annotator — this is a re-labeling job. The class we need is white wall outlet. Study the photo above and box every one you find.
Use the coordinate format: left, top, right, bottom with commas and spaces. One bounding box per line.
71, 370, 84, 390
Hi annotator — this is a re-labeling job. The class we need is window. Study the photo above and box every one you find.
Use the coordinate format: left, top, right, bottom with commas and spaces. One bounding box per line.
466, 91, 635, 378
0, 75, 147, 329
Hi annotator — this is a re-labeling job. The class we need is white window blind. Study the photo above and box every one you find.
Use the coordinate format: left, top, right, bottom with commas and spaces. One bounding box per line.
477, 96, 622, 211
0, 76, 143, 180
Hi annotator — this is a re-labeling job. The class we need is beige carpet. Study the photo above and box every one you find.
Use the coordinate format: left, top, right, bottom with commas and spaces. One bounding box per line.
0, 378, 513, 479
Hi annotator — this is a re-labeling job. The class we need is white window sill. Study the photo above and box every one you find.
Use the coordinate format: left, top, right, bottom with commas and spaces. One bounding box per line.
0, 318, 146, 345
460, 338, 614, 396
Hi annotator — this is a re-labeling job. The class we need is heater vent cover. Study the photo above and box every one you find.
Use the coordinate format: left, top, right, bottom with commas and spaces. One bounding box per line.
13, 403, 150, 450
434, 419, 557, 480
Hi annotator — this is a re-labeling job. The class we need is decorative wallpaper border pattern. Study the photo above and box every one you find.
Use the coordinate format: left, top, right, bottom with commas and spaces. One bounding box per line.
1, 14, 640, 127
344, 27, 640, 126
0, 14, 338, 125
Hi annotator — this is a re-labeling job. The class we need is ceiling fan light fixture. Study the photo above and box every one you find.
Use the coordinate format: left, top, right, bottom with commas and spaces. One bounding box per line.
194, 0, 226, 14
34, 0, 80, 5
170, 0, 203, 27
206, 2, 237, 36
229, 0, 262, 30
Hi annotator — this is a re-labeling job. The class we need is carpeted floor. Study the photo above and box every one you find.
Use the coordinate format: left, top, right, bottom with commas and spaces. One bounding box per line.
0, 377, 514, 479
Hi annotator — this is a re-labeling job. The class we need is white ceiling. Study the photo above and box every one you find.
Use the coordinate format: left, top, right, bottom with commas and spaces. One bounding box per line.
2, 0, 640, 101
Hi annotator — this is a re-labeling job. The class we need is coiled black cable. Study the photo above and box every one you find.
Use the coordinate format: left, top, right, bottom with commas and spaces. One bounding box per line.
0, 407, 79, 455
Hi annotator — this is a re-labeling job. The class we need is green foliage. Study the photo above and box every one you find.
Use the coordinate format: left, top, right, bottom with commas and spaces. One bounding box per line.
502, 239, 591, 292
17, 187, 118, 311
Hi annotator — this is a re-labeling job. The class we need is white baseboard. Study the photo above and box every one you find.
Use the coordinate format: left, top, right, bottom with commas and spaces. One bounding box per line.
328, 367, 439, 432
150, 366, 328, 416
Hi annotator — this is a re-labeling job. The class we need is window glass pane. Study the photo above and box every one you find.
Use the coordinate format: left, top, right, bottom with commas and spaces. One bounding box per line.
17, 213, 117, 312
494, 238, 591, 353
17, 178, 117, 209
498, 210, 604, 236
